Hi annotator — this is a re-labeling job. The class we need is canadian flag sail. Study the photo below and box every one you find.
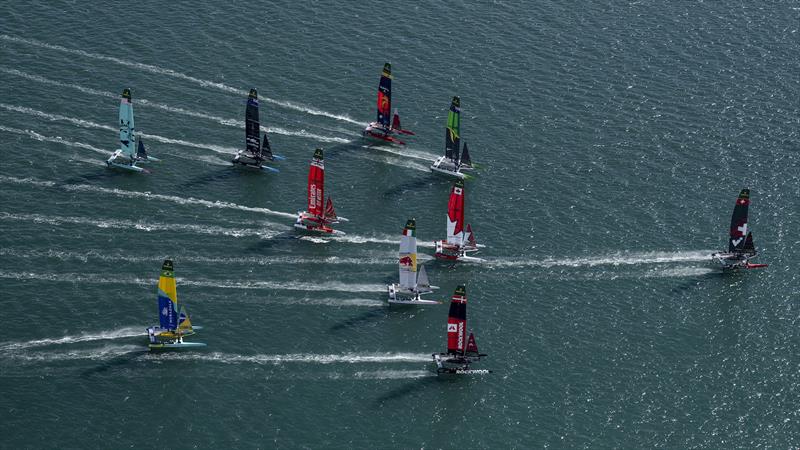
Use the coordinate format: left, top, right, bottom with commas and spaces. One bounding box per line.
446, 285, 468, 355
398, 219, 417, 290
446, 179, 466, 246
307, 148, 325, 219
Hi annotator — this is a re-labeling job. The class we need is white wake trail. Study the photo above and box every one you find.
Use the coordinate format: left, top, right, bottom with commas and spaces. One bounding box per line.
150, 352, 431, 365
0, 34, 364, 125
486, 251, 716, 268
1, 67, 352, 143
0, 327, 143, 352
0, 212, 278, 239
0, 270, 385, 293
0, 103, 239, 154
0, 125, 107, 155
0, 175, 298, 220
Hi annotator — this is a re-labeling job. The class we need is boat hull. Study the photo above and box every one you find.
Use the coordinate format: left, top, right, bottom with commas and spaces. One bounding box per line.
387, 284, 440, 304
711, 252, 763, 270
430, 156, 466, 179
107, 160, 144, 172
433, 353, 488, 374
149, 341, 207, 350
294, 212, 341, 234
232, 152, 279, 172
434, 240, 484, 262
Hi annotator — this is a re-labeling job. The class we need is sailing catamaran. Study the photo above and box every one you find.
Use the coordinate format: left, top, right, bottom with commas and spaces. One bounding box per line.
433, 285, 490, 374
434, 179, 483, 262
107, 88, 159, 172
388, 218, 440, 304
295, 148, 344, 234
430, 96, 474, 179
232, 88, 284, 172
146, 260, 206, 350
711, 189, 768, 270
362, 63, 414, 145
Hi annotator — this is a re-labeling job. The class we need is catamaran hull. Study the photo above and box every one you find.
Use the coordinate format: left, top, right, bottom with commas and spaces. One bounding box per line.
711, 252, 765, 270
232, 152, 280, 172
107, 161, 144, 172
434, 242, 484, 262
149, 342, 207, 350
433, 354, 489, 374
387, 284, 440, 305
363, 128, 405, 146
430, 157, 467, 180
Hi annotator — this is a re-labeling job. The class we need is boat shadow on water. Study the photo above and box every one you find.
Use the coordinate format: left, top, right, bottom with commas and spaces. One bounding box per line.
328, 309, 388, 332
60, 170, 128, 185
180, 168, 240, 189
373, 376, 446, 406
79, 348, 149, 378
381, 176, 442, 200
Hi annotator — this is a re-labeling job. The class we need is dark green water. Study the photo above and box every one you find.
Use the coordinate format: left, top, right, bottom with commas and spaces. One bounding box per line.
1, 1, 798, 447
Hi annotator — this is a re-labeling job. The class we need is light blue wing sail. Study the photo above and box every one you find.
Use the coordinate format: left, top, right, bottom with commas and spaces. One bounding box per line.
118, 88, 135, 158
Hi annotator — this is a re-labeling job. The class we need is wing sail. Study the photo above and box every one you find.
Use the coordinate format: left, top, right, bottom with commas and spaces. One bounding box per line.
728, 189, 750, 252
118, 88, 135, 158
446, 179, 466, 246
245, 89, 261, 158
307, 148, 325, 218
446, 285, 467, 355
398, 219, 417, 290
157, 259, 179, 331
376, 63, 392, 127
445, 96, 461, 161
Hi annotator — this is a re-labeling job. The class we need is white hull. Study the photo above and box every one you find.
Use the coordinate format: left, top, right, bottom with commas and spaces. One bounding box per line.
430, 156, 466, 179
433, 353, 488, 374
387, 284, 439, 304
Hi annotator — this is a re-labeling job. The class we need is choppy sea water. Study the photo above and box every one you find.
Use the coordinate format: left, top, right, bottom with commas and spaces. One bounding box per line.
1, 1, 798, 447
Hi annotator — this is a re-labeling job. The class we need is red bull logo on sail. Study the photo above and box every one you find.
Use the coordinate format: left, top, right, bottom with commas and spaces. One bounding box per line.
399, 256, 413, 266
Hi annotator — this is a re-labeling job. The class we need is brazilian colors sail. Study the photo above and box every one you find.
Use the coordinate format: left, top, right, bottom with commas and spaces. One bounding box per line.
147, 259, 205, 349
232, 88, 281, 172
295, 148, 342, 234
362, 63, 414, 145
433, 285, 489, 374
711, 188, 767, 270
435, 179, 481, 261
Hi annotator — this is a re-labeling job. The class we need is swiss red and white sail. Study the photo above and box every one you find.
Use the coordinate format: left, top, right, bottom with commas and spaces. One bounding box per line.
398, 218, 417, 290
446, 179, 465, 246
307, 148, 325, 218
446, 285, 467, 355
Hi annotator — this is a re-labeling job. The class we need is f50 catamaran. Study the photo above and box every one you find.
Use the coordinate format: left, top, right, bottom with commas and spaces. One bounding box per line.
711, 189, 768, 270
232, 88, 284, 172
107, 88, 159, 172
388, 218, 440, 305
430, 96, 474, 179
362, 63, 414, 145
146, 260, 206, 350
295, 148, 344, 234
434, 179, 483, 262
433, 285, 490, 374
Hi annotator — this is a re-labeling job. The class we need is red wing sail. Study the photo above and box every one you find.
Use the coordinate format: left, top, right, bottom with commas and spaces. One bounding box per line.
465, 333, 479, 356
466, 223, 477, 248
728, 189, 750, 252
446, 179, 465, 246
307, 148, 325, 218
446, 285, 467, 355
376, 63, 392, 127
324, 196, 338, 222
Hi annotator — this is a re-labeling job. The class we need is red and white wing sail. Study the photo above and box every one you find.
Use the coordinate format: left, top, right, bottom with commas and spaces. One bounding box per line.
398, 219, 417, 290
307, 148, 325, 218
446, 285, 467, 355
446, 179, 465, 246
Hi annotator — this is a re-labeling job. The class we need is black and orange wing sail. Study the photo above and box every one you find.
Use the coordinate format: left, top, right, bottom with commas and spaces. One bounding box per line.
376, 63, 392, 128
728, 189, 750, 252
